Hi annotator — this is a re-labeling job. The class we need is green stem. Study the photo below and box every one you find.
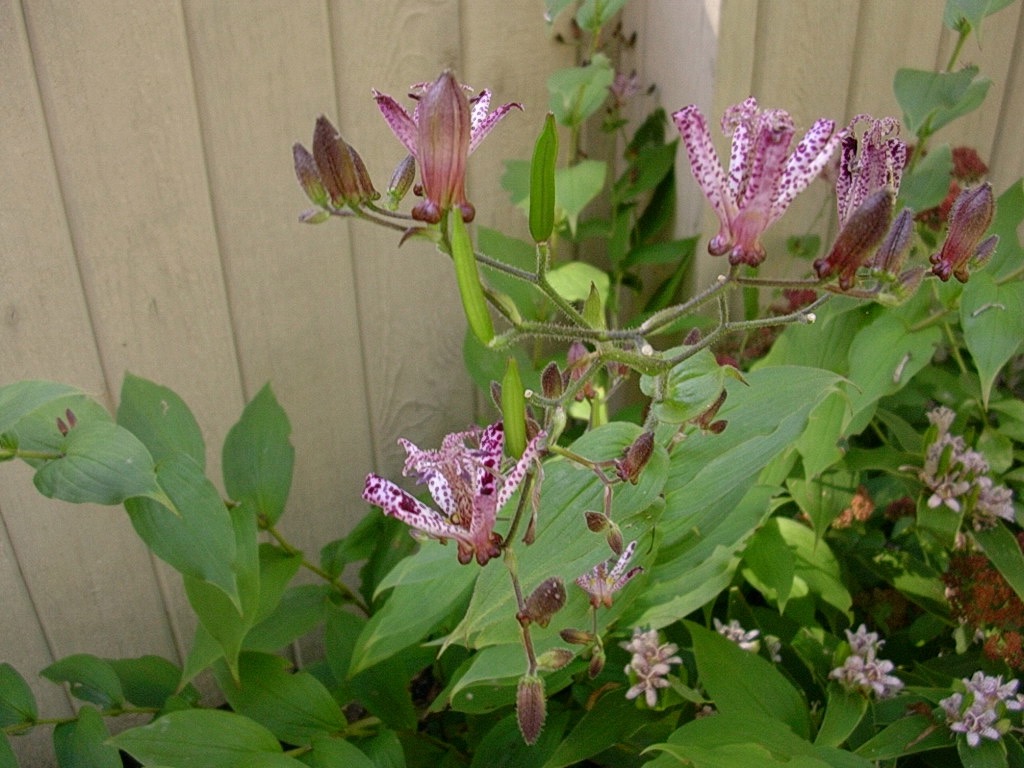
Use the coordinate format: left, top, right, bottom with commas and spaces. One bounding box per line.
262, 522, 370, 615
3, 706, 160, 734
0, 447, 64, 462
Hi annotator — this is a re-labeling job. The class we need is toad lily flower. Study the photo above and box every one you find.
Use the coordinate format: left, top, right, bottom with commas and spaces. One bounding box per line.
674, 97, 840, 266
362, 422, 545, 566
374, 71, 522, 224
575, 539, 643, 608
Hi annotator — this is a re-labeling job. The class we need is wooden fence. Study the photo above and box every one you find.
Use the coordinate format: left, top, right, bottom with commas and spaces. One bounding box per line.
2, 0, 1021, 762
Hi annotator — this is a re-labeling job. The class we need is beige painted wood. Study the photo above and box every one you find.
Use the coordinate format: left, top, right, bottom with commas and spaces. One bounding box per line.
180, 1, 376, 555
989, 7, 1024, 192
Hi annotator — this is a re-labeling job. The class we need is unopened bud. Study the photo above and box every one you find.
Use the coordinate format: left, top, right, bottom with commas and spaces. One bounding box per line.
606, 524, 624, 556
537, 648, 575, 671
560, 627, 596, 645
541, 361, 564, 399
869, 206, 914, 274
695, 390, 727, 432
348, 144, 379, 202
298, 208, 330, 224
56, 417, 69, 437
585, 511, 609, 532
522, 577, 566, 628
387, 153, 416, 210
614, 431, 655, 484
313, 116, 364, 207
292, 142, 328, 207
814, 188, 894, 290
65, 409, 77, 428
588, 647, 606, 679
516, 675, 546, 745
683, 328, 702, 346
708, 420, 728, 434
930, 183, 996, 283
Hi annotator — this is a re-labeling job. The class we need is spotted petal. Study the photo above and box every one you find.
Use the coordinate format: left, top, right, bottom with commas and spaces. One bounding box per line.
674, 104, 735, 247
362, 473, 467, 543
373, 90, 418, 157
468, 91, 523, 154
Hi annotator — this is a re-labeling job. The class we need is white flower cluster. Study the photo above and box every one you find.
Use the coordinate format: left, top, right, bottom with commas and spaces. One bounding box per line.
828, 625, 904, 699
916, 407, 1015, 530
713, 618, 761, 652
940, 672, 1023, 748
621, 628, 681, 707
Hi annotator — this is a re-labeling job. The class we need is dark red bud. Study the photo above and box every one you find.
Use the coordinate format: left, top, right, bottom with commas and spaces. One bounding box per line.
683, 327, 702, 345
560, 627, 596, 645
292, 142, 328, 207
588, 648, 606, 679
516, 675, 546, 745
815, 188, 894, 290
541, 361, 564, 399
606, 525, 624, 556
312, 115, 364, 206
695, 390, 727, 431
65, 409, 77, 428
387, 154, 416, 209
614, 431, 655, 484
585, 511, 609, 532
523, 577, 567, 628
56, 417, 68, 437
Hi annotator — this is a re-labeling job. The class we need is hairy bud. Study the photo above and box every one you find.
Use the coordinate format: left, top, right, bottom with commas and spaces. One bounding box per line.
814, 188, 894, 290
615, 431, 655, 484
386, 153, 416, 210
537, 648, 575, 672
588, 647, 606, 679
585, 511, 609, 532
516, 674, 546, 745
522, 577, 567, 628
541, 361, 564, 399
930, 182, 997, 283
560, 627, 596, 645
313, 116, 367, 207
292, 143, 328, 207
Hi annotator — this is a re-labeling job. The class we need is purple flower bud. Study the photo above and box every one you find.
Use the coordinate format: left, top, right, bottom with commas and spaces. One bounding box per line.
292, 143, 328, 207
523, 576, 567, 628
869, 206, 915, 274
614, 431, 655, 484
56, 417, 69, 437
541, 361, 564, 399
516, 675, 546, 745
386, 154, 416, 209
814, 188, 894, 290
930, 183, 996, 283
313, 116, 366, 207
585, 511, 609, 532
588, 647, 606, 679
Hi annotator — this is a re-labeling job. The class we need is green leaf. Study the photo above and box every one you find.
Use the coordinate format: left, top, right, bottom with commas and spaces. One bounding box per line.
244, 583, 328, 654
576, 0, 628, 30
33, 420, 160, 505
960, 271, 1024, 408
349, 545, 475, 675
814, 684, 869, 747
0, 663, 37, 727
639, 347, 733, 424
117, 373, 206, 467
742, 519, 796, 611
898, 143, 953, 211
541, 692, 648, 767
53, 705, 122, 768
106, 655, 191, 709
688, 621, 811, 739
988, 180, 1024, 278
0, 733, 15, 768
622, 238, 697, 269
893, 66, 991, 136
547, 54, 614, 128
546, 261, 610, 307
958, 734, 1008, 768
305, 735, 376, 768
214, 652, 345, 747
944, 0, 1016, 30
555, 160, 607, 234
222, 384, 295, 525
125, 452, 239, 606
787, 469, 857, 537
793, 392, 851, 479
41, 654, 124, 709
0, 380, 81, 435
184, 503, 260, 679
613, 141, 678, 202
855, 713, 952, 759
974, 522, 1024, 604
529, 113, 558, 243
110, 709, 287, 767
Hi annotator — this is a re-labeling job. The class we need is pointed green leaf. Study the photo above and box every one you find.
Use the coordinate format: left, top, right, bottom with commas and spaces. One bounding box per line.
41, 655, 124, 709
53, 705, 122, 768
214, 652, 345, 746
125, 453, 238, 606
898, 143, 953, 211
815, 684, 869, 747
974, 522, 1024, 605
546, 261, 610, 305
117, 373, 205, 467
546, 54, 614, 128
688, 621, 811, 739
576, 0, 628, 30
894, 66, 990, 136
960, 272, 1024, 409
554, 160, 606, 234
0, 733, 15, 768
944, 0, 1016, 31
106, 655, 193, 709
0, 381, 81, 435
33, 420, 160, 505
0, 663, 37, 727
109, 709, 285, 767
305, 735, 376, 768
222, 384, 294, 525
988, 180, 1024, 278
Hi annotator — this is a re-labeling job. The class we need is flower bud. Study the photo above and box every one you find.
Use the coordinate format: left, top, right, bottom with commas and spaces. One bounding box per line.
292, 142, 328, 207
413, 71, 474, 223
606, 524, 624, 556
588, 647, 606, 679
614, 431, 655, 484
694, 390, 727, 432
298, 208, 330, 224
523, 577, 566, 628
536, 648, 575, 672
516, 674, 546, 745
869, 206, 914, 274
348, 144, 379, 202
386, 153, 416, 210
56, 416, 69, 437
930, 183, 996, 282
814, 188, 894, 290
560, 627, 595, 645
541, 361, 564, 399
313, 115, 365, 207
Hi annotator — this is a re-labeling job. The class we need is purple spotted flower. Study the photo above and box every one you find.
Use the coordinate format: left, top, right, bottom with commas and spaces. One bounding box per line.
575, 539, 643, 608
834, 115, 906, 227
673, 97, 840, 266
374, 71, 521, 224
362, 422, 544, 566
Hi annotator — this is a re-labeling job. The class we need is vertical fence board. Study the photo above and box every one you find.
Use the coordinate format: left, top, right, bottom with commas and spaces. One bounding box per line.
181, 1, 376, 554
329, 0, 479, 478
990, 8, 1024, 192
